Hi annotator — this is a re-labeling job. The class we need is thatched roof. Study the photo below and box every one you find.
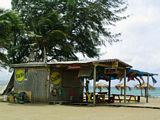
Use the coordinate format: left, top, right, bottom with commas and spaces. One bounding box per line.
95, 83, 108, 89
115, 84, 132, 90
134, 83, 155, 90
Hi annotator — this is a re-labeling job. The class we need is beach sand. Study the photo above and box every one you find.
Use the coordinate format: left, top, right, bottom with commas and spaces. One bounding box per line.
0, 97, 160, 120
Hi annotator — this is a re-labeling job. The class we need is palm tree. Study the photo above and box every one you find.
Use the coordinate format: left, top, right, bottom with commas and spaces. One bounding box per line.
27, 12, 74, 62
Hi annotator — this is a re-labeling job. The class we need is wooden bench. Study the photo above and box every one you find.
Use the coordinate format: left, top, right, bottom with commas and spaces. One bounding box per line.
112, 94, 140, 103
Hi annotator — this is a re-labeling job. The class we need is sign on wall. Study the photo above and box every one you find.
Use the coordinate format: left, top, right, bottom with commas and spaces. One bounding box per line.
112, 61, 118, 68
16, 69, 25, 83
50, 72, 62, 85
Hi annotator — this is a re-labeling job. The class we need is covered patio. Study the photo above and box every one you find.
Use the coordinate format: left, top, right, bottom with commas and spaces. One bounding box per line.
81, 59, 132, 105
83, 61, 158, 105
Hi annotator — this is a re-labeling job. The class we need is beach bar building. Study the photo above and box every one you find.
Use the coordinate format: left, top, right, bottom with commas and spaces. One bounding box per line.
9, 59, 132, 104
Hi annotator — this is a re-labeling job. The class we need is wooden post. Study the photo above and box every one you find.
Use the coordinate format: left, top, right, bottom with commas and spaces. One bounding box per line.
121, 88, 122, 95
93, 64, 97, 105
48, 68, 50, 104
108, 76, 111, 102
141, 88, 143, 96
146, 74, 149, 103
86, 79, 89, 105
124, 69, 127, 103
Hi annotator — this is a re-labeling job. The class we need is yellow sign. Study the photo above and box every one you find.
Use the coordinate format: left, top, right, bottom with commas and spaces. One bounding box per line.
51, 72, 61, 85
16, 69, 25, 82
112, 61, 118, 68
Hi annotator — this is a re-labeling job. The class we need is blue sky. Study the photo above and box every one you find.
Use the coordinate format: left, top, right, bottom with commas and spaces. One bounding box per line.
0, 0, 160, 86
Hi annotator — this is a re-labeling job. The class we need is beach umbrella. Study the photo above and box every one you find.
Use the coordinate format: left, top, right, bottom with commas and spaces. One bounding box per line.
115, 84, 131, 95
134, 83, 155, 97
134, 83, 155, 89
96, 83, 108, 92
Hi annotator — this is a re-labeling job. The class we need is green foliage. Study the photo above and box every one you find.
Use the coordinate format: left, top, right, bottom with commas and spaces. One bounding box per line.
0, 0, 127, 67
0, 10, 30, 67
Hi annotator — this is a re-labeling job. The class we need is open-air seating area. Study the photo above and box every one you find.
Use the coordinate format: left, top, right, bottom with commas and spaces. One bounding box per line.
84, 92, 107, 103
84, 93, 140, 103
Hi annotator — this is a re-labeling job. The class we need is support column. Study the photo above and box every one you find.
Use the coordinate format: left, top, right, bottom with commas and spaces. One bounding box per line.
124, 69, 127, 103
108, 77, 111, 102
146, 74, 149, 103
93, 64, 97, 105
86, 79, 89, 105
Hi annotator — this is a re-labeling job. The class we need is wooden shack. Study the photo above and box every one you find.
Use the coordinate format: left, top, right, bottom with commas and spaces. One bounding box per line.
11, 59, 132, 104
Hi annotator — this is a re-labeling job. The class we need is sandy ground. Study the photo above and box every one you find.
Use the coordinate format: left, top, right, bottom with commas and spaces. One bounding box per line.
0, 97, 160, 120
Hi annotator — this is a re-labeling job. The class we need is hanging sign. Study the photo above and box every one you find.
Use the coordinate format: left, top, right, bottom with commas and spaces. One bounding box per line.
112, 61, 118, 68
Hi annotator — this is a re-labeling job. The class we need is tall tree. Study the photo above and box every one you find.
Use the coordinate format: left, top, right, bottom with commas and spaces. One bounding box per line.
11, 0, 127, 62
0, 0, 127, 67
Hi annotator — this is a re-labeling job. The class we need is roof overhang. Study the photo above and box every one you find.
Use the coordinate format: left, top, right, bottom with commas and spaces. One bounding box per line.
11, 59, 132, 68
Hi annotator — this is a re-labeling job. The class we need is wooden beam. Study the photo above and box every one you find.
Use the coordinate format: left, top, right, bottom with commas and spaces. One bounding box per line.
97, 63, 111, 67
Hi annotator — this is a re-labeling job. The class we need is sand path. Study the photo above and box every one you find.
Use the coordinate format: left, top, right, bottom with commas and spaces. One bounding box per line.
0, 101, 160, 120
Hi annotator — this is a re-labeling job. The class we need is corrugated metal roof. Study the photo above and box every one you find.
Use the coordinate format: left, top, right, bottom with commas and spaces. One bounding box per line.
11, 59, 132, 68
11, 61, 91, 67
92, 59, 132, 67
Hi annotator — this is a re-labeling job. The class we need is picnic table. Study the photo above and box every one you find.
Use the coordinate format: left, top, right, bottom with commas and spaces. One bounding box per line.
112, 94, 140, 103
96, 92, 107, 103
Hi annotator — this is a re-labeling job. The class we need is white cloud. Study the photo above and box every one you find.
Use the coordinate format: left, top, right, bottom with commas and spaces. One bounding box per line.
100, 0, 160, 86
0, 0, 11, 9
